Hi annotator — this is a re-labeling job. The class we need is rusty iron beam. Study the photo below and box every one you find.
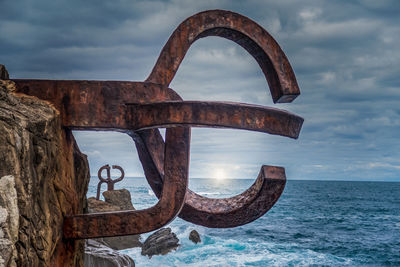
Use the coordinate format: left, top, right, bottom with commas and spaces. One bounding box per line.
63, 127, 190, 239
11, 80, 303, 138
12, 79, 180, 130
128, 101, 303, 138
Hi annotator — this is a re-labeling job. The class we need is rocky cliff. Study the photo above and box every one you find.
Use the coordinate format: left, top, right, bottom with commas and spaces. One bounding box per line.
0, 77, 90, 266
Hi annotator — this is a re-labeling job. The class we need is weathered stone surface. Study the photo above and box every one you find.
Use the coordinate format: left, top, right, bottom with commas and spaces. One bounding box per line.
87, 197, 121, 213
84, 240, 135, 267
0, 175, 19, 267
103, 189, 135, 210
0, 208, 14, 267
189, 230, 201, 244
88, 193, 142, 250
141, 228, 179, 257
0, 79, 90, 266
97, 235, 142, 251
0, 65, 8, 80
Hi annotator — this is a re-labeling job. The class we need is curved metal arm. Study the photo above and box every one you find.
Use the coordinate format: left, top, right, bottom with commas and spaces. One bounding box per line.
97, 165, 111, 182
63, 127, 189, 239
180, 166, 286, 227
146, 9, 300, 103
133, 129, 288, 227
111, 165, 125, 184
96, 165, 110, 200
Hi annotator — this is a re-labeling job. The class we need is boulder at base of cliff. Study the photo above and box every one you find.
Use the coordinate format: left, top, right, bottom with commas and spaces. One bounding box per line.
84, 240, 135, 267
141, 228, 179, 258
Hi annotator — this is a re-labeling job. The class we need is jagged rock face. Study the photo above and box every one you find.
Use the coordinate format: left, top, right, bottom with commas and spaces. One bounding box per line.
141, 228, 179, 257
0, 65, 8, 80
0, 80, 90, 266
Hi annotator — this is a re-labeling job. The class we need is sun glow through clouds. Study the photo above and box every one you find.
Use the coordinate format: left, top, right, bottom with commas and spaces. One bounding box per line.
213, 169, 227, 180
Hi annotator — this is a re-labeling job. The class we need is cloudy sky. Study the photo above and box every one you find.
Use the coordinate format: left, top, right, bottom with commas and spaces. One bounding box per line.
1, 0, 400, 181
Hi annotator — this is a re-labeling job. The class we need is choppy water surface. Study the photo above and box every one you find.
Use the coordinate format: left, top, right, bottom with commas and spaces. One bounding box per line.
88, 178, 400, 266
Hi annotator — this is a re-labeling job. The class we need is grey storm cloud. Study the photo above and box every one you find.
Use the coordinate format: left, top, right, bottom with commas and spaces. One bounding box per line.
1, 0, 400, 181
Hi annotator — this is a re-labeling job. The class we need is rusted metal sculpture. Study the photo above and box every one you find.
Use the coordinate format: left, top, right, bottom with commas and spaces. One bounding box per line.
8, 10, 303, 238
96, 164, 125, 200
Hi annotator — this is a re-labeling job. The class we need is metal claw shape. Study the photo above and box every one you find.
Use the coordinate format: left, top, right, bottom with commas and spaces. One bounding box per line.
96, 164, 125, 200
63, 127, 190, 239
134, 10, 302, 227
9, 9, 303, 237
146, 9, 300, 103
181, 166, 286, 227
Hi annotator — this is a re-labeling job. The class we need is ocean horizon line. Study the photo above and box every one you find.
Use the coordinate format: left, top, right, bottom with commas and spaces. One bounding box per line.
89, 176, 400, 183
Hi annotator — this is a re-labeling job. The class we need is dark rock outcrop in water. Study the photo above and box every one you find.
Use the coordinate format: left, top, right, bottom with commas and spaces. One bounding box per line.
84, 240, 135, 267
141, 228, 179, 257
189, 230, 201, 244
0, 78, 90, 266
87, 190, 142, 250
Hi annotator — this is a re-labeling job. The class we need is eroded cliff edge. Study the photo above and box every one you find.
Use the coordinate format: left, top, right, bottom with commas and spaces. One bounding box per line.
0, 79, 90, 266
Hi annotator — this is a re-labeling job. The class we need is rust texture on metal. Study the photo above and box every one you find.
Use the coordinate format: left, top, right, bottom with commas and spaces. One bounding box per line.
127, 101, 303, 138
12, 80, 180, 130
96, 164, 125, 200
10, 10, 304, 238
180, 166, 286, 227
133, 9, 303, 228
63, 127, 190, 239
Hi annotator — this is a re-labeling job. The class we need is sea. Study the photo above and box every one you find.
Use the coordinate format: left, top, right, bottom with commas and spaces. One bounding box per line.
88, 178, 400, 266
